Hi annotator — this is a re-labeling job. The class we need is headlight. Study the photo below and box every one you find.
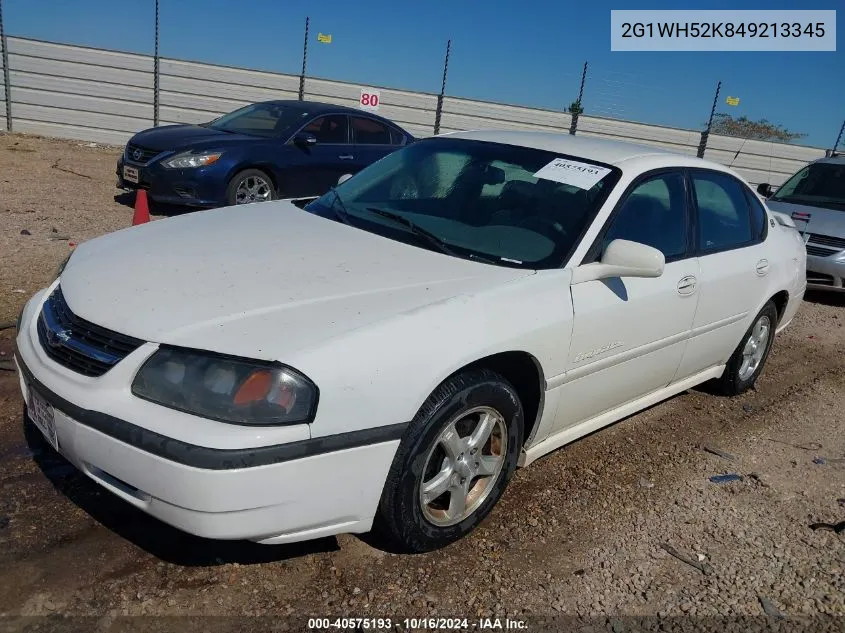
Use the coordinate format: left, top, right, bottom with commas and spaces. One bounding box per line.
132, 347, 318, 426
162, 151, 223, 169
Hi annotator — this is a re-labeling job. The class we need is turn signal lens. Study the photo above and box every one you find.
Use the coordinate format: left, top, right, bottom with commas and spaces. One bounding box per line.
233, 370, 273, 405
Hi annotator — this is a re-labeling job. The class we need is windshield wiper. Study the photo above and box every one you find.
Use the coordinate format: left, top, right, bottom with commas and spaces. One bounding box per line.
364, 207, 495, 263
329, 188, 353, 225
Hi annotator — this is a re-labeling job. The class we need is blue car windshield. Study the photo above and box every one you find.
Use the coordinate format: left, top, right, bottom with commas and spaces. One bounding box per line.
304, 138, 621, 269
205, 103, 311, 139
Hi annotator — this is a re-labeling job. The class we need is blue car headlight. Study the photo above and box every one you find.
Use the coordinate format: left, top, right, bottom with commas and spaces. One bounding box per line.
132, 346, 318, 426
162, 151, 223, 169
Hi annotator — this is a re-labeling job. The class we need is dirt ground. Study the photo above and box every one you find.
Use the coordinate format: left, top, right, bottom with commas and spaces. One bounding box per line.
0, 133, 844, 632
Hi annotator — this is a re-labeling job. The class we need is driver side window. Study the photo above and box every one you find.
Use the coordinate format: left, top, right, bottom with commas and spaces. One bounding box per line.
301, 115, 349, 144
603, 172, 688, 261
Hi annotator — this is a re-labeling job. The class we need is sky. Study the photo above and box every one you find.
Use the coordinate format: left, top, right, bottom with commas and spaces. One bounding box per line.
4, 0, 843, 148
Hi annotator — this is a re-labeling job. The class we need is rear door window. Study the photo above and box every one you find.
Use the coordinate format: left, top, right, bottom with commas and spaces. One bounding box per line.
692, 172, 753, 252
351, 117, 392, 145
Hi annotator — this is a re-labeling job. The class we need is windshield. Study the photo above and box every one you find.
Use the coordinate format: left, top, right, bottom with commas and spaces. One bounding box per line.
304, 138, 620, 269
770, 162, 845, 210
204, 103, 310, 139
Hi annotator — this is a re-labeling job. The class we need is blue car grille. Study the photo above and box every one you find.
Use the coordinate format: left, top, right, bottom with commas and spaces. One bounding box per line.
124, 143, 159, 165
37, 287, 145, 377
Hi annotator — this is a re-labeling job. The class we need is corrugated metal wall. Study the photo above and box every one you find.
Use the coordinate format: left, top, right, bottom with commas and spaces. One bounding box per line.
7, 37, 153, 145
704, 135, 826, 188
0, 40, 6, 132
1, 36, 827, 187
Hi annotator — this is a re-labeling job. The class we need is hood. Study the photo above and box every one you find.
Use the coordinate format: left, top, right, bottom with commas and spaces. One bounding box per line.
130, 124, 264, 152
59, 202, 533, 360
766, 200, 845, 239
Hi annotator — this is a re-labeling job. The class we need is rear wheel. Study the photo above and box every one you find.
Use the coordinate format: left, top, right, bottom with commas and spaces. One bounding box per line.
713, 301, 778, 396
226, 169, 276, 206
374, 369, 523, 553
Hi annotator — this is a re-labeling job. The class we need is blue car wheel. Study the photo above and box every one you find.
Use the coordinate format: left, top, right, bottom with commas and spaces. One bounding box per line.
226, 169, 276, 206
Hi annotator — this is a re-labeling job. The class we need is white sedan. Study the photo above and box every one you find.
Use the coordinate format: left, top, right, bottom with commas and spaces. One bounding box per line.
14, 131, 806, 552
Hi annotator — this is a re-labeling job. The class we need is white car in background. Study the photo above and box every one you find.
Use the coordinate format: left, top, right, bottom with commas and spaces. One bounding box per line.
757, 154, 845, 292
15, 131, 806, 552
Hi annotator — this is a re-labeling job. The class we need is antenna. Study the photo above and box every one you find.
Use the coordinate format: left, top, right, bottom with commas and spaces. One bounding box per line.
729, 136, 750, 168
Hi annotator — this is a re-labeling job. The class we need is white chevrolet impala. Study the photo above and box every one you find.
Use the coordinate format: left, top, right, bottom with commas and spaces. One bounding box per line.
15, 131, 806, 552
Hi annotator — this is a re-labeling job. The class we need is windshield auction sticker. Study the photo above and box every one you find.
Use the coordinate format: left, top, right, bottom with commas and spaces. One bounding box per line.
533, 158, 612, 190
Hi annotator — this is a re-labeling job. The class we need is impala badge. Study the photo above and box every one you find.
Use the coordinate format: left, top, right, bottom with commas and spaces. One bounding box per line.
573, 341, 624, 363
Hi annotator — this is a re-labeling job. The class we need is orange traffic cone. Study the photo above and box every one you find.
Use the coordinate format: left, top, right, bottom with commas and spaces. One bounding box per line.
132, 189, 151, 226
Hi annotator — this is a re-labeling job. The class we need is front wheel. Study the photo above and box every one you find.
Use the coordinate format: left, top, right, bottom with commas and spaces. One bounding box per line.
713, 301, 778, 396
226, 169, 276, 206
374, 369, 523, 553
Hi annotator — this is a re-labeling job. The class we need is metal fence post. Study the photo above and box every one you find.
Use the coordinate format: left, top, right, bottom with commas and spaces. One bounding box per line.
432, 39, 451, 136
831, 119, 845, 156
0, 0, 12, 132
153, 0, 160, 126
298, 17, 309, 101
697, 80, 721, 158
568, 61, 587, 135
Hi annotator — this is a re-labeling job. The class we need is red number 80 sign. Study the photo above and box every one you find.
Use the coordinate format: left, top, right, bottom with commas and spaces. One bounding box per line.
360, 88, 381, 111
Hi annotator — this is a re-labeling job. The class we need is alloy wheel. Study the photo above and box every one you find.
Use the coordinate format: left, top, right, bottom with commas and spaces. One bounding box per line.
419, 406, 508, 527
234, 175, 273, 204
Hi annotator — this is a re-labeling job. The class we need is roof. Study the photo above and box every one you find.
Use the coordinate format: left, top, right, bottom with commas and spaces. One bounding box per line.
815, 154, 845, 165
260, 99, 371, 116
441, 130, 713, 168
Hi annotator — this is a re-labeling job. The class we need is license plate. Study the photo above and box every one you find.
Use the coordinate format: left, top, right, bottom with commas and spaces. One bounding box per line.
28, 386, 59, 451
123, 165, 139, 184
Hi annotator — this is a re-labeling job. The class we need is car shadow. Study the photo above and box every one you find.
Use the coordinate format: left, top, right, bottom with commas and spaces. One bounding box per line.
22, 414, 340, 566
113, 191, 195, 218
804, 288, 845, 308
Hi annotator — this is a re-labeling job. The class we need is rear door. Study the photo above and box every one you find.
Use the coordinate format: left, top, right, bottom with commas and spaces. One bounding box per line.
351, 116, 405, 174
675, 168, 771, 378
552, 170, 701, 432
284, 114, 352, 197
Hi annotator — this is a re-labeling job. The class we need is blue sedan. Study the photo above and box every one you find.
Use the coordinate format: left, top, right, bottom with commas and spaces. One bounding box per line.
116, 100, 414, 208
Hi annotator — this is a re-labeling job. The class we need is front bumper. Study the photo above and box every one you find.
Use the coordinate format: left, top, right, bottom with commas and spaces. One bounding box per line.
14, 291, 402, 544
806, 253, 845, 292
116, 155, 227, 208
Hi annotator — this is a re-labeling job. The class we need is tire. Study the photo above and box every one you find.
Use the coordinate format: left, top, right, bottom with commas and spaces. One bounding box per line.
374, 368, 523, 553
712, 301, 778, 396
225, 169, 276, 206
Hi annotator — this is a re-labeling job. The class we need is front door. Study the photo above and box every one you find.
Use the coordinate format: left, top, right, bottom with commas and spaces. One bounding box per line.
553, 170, 700, 432
286, 114, 353, 197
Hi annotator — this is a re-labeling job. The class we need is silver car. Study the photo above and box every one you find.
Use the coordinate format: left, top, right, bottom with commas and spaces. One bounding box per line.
759, 155, 845, 292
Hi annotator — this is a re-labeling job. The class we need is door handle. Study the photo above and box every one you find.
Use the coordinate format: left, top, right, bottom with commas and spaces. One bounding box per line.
677, 275, 697, 296
338, 154, 354, 160
755, 259, 770, 276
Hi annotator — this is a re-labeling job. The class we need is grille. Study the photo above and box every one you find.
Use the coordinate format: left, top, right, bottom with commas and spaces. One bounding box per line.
124, 143, 159, 165
806, 244, 833, 257
37, 287, 145, 377
807, 272, 835, 286
807, 233, 845, 250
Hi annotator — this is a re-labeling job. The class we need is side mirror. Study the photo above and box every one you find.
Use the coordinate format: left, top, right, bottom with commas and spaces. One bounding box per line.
337, 173, 353, 185
571, 239, 665, 284
294, 132, 318, 147
757, 182, 774, 198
